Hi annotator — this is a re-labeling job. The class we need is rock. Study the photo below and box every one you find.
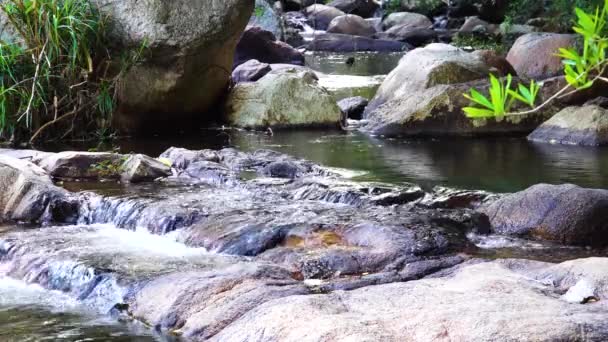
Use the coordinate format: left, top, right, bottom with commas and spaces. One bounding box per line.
561, 279, 598, 304
507, 33, 577, 80
284, 0, 316, 10
211, 258, 608, 341
225, 69, 342, 129
326, 0, 379, 18
338, 96, 369, 120
399, 0, 445, 16
327, 14, 376, 37
261, 161, 305, 179
303, 5, 345, 31
232, 59, 272, 83
0, 155, 77, 223
458, 16, 497, 35
307, 33, 408, 52
363, 44, 549, 137
249, 0, 283, 39
382, 11, 432, 31
159, 147, 221, 169
34, 152, 125, 180
90, 0, 253, 134
234, 26, 305, 69
121, 154, 172, 183
381, 25, 438, 46
479, 183, 608, 247
471, 49, 517, 76
528, 105, 608, 146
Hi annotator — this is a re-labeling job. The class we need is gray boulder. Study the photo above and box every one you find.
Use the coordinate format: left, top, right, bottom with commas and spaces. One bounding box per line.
225, 69, 342, 129
363, 44, 550, 137
327, 0, 379, 18
528, 105, 608, 146
382, 11, 432, 31
121, 154, 172, 183
303, 4, 345, 31
232, 59, 272, 83
234, 26, 305, 68
90, 0, 254, 134
34, 152, 125, 180
327, 14, 376, 37
479, 183, 608, 247
338, 96, 369, 120
0, 155, 77, 223
507, 33, 577, 80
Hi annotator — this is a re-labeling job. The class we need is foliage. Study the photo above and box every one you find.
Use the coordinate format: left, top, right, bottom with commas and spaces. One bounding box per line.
0, 0, 146, 145
89, 156, 127, 178
464, 1, 608, 119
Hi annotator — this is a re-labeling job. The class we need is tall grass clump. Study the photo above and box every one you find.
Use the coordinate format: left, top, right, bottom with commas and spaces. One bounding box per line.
0, 0, 144, 145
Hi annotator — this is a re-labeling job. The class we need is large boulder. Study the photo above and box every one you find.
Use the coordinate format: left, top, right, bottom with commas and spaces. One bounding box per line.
528, 105, 608, 146
307, 33, 408, 52
212, 258, 608, 341
224, 69, 342, 129
479, 183, 608, 247
234, 26, 305, 68
34, 152, 125, 180
381, 25, 438, 46
382, 12, 432, 31
0, 155, 77, 223
507, 33, 578, 80
363, 44, 551, 137
326, 0, 379, 18
303, 5, 345, 31
91, 0, 254, 134
327, 14, 376, 37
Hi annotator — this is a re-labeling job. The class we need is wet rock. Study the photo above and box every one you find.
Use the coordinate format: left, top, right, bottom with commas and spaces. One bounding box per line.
327, 14, 376, 37
261, 161, 305, 179
0, 155, 77, 224
306, 33, 408, 52
159, 147, 221, 169
338, 96, 369, 120
234, 26, 305, 69
507, 33, 578, 80
326, 0, 378, 18
34, 151, 125, 180
303, 4, 345, 31
225, 68, 342, 129
90, 0, 253, 134
458, 16, 497, 35
382, 11, 432, 31
231, 59, 272, 83
420, 186, 497, 209
479, 183, 608, 247
528, 105, 608, 146
211, 258, 608, 342
471, 49, 517, 76
120, 154, 172, 183
363, 43, 551, 137
380, 25, 438, 46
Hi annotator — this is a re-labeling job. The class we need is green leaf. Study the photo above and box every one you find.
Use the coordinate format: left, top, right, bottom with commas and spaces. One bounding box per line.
464, 88, 494, 110
463, 107, 495, 118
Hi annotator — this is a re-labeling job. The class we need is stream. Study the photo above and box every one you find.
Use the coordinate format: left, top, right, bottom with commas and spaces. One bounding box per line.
2, 51, 608, 340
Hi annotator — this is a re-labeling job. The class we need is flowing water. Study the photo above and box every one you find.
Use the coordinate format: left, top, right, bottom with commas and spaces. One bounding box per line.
4, 50, 608, 340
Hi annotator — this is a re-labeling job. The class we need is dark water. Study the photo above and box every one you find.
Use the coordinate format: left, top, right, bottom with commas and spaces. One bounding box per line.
305, 51, 405, 76
47, 129, 608, 194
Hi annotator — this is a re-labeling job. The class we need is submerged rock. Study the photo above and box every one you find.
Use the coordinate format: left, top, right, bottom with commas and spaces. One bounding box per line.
225, 69, 342, 129
528, 105, 608, 146
91, 0, 253, 134
479, 183, 608, 247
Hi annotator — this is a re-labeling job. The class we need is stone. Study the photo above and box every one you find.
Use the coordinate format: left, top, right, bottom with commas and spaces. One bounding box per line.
121, 154, 172, 183
528, 105, 608, 146
338, 96, 369, 120
231, 59, 272, 83
507, 33, 578, 80
249, 0, 283, 39
89, 0, 253, 134
34, 152, 125, 180
0, 155, 77, 224
234, 26, 305, 68
479, 183, 608, 247
381, 25, 437, 46
225, 69, 342, 129
306, 33, 408, 52
363, 44, 550, 137
211, 258, 608, 341
326, 0, 379, 18
458, 16, 497, 35
382, 11, 433, 31
303, 4, 345, 31
327, 14, 376, 37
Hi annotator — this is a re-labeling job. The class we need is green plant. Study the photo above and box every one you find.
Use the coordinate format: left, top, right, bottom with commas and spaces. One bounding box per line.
464, 1, 608, 119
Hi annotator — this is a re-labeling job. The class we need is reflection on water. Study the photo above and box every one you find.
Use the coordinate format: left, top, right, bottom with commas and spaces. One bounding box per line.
43, 129, 608, 193
305, 51, 405, 76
